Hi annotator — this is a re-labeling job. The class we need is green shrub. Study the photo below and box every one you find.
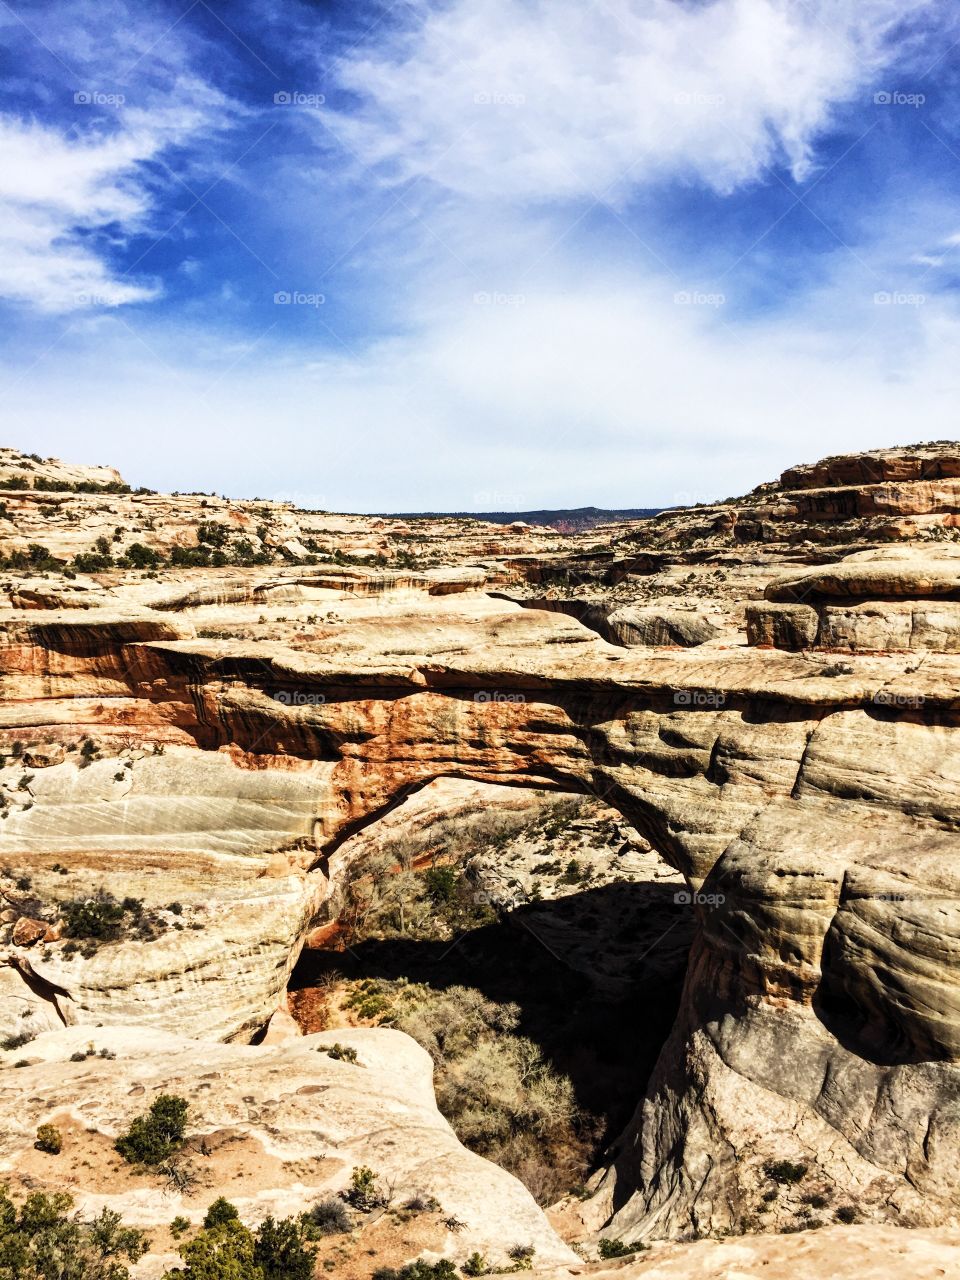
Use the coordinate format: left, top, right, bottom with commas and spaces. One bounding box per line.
165, 1211, 314, 1280
301, 1196, 352, 1237
165, 1218, 258, 1279
462, 1252, 487, 1275
423, 865, 458, 903
345, 1166, 385, 1211
203, 1198, 240, 1229
34, 1123, 62, 1154
2, 1031, 35, 1050
506, 1245, 535, 1270
124, 542, 162, 569
598, 1238, 638, 1258
60, 891, 125, 941
253, 1215, 314, 1280
763, 1160, 808, 1185
322, 1043, 358, 1063
0, 1189, 148, 1278
375, 1262, 458, 1280
170, 1215, 191, 1239
115, 1094, 189, 1165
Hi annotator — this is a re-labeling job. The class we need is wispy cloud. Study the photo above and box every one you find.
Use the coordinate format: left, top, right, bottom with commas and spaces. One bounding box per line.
332, 0, 947, 199
0, 84, 230, 311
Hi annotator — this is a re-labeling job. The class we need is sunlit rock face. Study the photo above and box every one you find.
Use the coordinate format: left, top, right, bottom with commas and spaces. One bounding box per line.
2, 441, 960, 1243
0, 1024, 576, 1276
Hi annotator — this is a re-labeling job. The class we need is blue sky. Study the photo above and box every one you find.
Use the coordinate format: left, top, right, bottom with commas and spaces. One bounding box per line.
1, 0, 960, 509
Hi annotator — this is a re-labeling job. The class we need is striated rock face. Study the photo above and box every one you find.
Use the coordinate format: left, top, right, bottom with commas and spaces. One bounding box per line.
3, 599, 959, 1239
0, 1024, 575, 1276
780, 443, 960, 489
749, 549, 960, 652
2, 439, 960, 1254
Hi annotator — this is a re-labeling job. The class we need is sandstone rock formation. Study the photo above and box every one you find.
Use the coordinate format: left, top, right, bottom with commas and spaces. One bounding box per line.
2, 440, 960, 1267
0, 1024, 574, 1276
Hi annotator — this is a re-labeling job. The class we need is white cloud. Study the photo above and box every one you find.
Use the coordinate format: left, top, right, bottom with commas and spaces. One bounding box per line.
333, 0, 945, 200
6, 271, 959, 508
0, 0, 235, 320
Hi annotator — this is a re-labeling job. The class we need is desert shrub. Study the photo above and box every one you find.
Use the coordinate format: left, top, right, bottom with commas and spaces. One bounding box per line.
2, 1031, 35, 1050
339, 839, 497, 946
34, 1124, 62, 1154
344, 1166, 385, 1211
322, 1042, 358, 1063
835, 1205, 858, 1223
115, 1094, 189, 1165
165, 1211, 313, 1280
170, 1216, 191, 1239
0, 1189, 148, 1278
196, 522, 230, 549
462, 1253, 487, 1275
340, 980, 584, 1206
764, 1160, 808, 1185
123, 542, 162, 569
597, 1238, 639, 1258
423, 865, 458, 903
165, 1218, 257, 1279
375, 1262, 458, 1280
60, 891, 126, 941
73, 552, 114, 572
301, 1197, 352, 1237
506, 1244, 535, 1270
253, 1215, 314, 1280
203, 1198, 240, 1229
559, 859, 586, 885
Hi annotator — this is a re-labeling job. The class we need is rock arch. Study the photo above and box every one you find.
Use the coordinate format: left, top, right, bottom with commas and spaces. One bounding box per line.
2, 618, 959, 1238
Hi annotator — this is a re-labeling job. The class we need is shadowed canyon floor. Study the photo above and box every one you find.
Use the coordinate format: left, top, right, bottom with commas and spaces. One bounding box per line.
1, 443, 959, 1276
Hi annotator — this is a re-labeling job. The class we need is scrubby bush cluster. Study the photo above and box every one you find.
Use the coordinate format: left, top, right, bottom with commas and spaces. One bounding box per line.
343, 980, 584, 1204
115, 1095, 189, 1166
60, 890, 171, 952
339, 848, 496, 945
0, 1188, 148, 1279
34, 1124, 62, 1155
0, 475, 138, 494
164, 1199, 314, 1280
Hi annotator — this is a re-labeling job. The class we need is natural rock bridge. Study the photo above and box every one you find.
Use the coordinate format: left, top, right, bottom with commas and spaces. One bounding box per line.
2, 596, 958, 1239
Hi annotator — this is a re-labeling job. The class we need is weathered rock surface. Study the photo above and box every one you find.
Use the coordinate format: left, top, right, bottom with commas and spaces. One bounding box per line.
2, 439, 960, 1256
540, 1225, 960, 1279
0, 1024, 575, 1275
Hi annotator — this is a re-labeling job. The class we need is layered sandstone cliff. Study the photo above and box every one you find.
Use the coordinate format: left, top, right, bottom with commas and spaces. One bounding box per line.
1, 441, 959, 1268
